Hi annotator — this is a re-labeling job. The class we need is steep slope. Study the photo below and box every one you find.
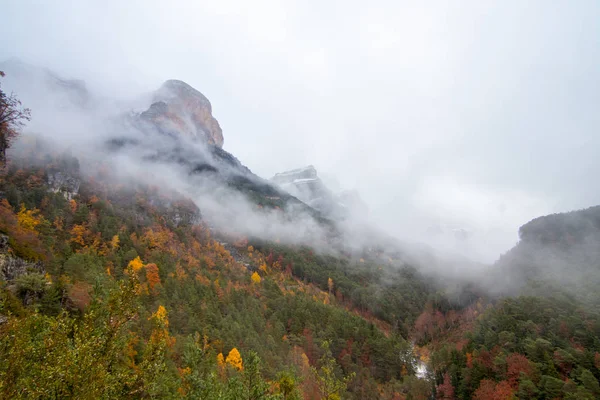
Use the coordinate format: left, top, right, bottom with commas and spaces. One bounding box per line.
0, 143, 428, 399
1, 60, 331, 244
4, 60, 600, 399
410, 207, 600, 399
0, 62, 444, 398
487, 205, 600, 303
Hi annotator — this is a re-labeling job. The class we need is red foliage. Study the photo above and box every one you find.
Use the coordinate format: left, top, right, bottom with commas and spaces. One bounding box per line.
506, 353, 532, 388
436, 372, 455, 399
473, 379, 513, 400
145, 263, 161, 294
473, 346, 502, 374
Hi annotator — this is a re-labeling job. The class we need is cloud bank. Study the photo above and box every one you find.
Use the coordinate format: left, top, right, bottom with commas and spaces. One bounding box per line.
2, 1, 600, 261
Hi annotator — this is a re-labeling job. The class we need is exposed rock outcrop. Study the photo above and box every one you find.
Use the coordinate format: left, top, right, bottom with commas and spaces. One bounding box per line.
47, 171, 80, 200
271, 166, 367, 221
141, 80, 224, 147
0, 234, 44, 283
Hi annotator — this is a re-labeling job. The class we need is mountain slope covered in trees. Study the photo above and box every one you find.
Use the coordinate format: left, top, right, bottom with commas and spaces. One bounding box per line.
1, 63, 600, 399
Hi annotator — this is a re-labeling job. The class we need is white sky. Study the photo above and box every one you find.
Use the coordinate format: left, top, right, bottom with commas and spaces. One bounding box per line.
1, 1, 599, 261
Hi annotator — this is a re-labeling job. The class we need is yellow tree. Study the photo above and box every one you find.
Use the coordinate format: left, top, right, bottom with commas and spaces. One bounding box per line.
128, 256, 144, 272
110, 235, 120, 250
17, 204, 42, 232
217, 353, 225, 368
226, 347, 243, 371
138, 305, 177, 397
251, 271, 261, 284
69, 224, 87, 247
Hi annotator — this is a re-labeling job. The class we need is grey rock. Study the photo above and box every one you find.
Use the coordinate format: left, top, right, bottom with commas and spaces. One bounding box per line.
0, 234, 44, 282
47, 171, 80, 200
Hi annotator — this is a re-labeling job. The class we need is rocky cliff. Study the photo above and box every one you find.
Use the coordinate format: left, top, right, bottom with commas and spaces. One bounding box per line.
141, 80, 224, 147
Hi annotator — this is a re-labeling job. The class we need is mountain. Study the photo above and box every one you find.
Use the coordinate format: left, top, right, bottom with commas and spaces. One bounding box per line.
141, 79, 223, 147
0, 62, 433, 398
271, 165, 367, 221
424, 206, 600, 399
2, 61, 600, 399
1, 60, 332, 242
488, 205, 600, 302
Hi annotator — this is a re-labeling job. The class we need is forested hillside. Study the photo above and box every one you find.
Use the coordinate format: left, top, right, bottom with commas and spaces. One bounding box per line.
0, 145, 432, 399
2, 65, 600, 399
418, 208, 600, 399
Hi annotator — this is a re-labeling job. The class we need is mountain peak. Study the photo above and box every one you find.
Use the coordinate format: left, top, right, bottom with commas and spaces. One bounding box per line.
158, 80, 212, 111
271, 165, 317, 184
271, 165, 367, 220
141, 79, 224, 147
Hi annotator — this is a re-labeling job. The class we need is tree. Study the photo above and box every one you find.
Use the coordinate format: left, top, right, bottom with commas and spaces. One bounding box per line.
251, 271, 262, 284
312, 341, 354, 400
242, 351, 272, 400
539, 375, 564, 399
145, 263, 161, 294
517, 379, 538, 399
436, 372, 455, 399
138, 304, 178, 397
128, 256, 144, 272
0, 71, 30, 164
277, 371, 302, 400
506, 353, 532, 388
226, 347, 244, 371
0, 268, 142, 398
579, 369, 600, 397
473, 379, 513, 400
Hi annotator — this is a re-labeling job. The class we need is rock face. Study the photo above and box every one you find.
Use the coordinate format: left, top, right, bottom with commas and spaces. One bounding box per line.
141, 80, 224, 147
271, 166, 333, 211
0, 234, 44, 283
271, 166, 367, 220
48, 171, 80, 200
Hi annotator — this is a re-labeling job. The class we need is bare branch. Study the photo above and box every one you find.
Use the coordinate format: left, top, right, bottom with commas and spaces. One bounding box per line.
0, 73, 31, 164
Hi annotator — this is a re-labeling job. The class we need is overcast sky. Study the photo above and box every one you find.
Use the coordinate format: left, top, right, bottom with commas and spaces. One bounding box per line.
1, 1, 599, 261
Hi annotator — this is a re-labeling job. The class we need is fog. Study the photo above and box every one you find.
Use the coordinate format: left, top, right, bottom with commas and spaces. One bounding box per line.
2, 1, 600, 262
0, 66, 340, 255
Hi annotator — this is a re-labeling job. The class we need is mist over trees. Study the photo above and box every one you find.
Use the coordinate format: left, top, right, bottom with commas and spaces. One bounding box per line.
0, 59, 599, 399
